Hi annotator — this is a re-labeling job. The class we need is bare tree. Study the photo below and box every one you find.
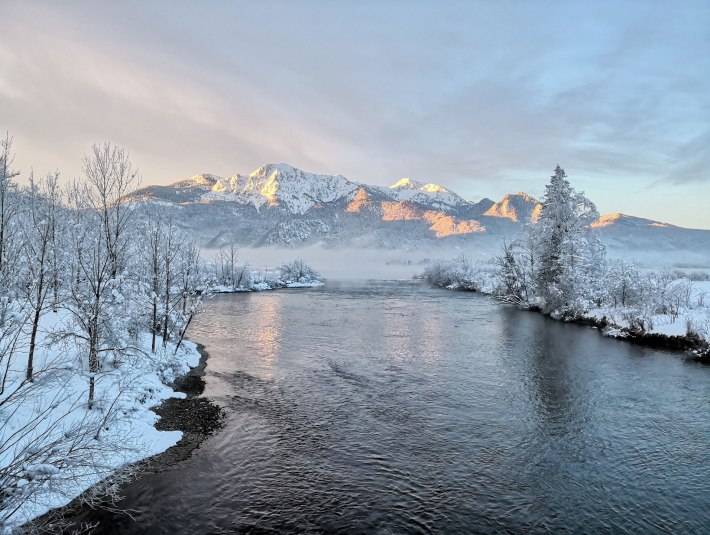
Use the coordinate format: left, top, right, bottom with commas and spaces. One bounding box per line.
20, 172, 62, 381
81, 144, 139, 279
217, 240, 239, 289
178, 239, 201, 316
64, 145, 138, 409
0, 133, 20, 273
142, 217, 163, 353
173, 239, 210, 354
160, 220, 183, 347
279, 259, 320, 283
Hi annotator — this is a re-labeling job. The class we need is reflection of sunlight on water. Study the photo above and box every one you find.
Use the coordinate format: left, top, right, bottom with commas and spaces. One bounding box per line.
383, 298, 444, 366
252, 294, 282, 380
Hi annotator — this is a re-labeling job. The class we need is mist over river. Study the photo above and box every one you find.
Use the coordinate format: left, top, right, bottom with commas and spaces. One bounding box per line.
80, 281, 710, 533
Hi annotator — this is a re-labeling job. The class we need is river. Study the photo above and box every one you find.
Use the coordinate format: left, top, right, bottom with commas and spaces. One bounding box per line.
80, 280, 710, 533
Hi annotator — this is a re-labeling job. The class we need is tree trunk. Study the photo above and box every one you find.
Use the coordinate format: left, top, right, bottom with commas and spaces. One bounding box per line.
151, 299, 157, 353
88, 313, 100, 409
26, 298, 42, 382
88, 375, 95, 411
174, 311, 196, 355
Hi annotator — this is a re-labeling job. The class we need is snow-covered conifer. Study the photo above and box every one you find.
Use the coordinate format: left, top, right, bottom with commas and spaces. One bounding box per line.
533, 165, 605, 316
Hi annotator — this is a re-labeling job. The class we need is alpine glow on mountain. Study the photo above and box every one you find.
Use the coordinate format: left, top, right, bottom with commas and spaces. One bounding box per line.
130, 163, 710, 254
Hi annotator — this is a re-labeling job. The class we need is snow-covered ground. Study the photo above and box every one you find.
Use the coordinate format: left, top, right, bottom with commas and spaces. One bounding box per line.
211, 279, 324, 293
0, 309, 201, 532
584, 280, 710, 345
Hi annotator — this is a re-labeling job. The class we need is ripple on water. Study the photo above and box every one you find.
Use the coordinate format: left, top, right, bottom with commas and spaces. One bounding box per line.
75, 282, 710, 534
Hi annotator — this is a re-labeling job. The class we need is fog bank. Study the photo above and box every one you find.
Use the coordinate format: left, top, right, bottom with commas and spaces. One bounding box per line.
204, 244, 495, 281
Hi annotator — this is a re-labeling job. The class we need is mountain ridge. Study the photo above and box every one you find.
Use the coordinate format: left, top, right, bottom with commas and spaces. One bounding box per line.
130, 163, 710, 254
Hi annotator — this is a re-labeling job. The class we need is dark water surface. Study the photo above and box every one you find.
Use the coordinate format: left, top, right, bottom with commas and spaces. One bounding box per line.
87, 281, 710, 533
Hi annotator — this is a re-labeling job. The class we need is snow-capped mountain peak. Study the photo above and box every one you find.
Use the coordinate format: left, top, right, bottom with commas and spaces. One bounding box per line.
420, 183, 449, 193
390, 178, 451, 195
201, 163, 357, 215
390, 177, 425, 190
591, 213, 675, 229
387, 178, 466, 210
171, 174, 219, 189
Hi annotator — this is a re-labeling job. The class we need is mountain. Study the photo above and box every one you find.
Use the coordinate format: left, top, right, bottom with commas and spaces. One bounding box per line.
130, 164, 710, 259
204, 163, 357, 215
589, 213, 710, 256
484, 193, 541, 223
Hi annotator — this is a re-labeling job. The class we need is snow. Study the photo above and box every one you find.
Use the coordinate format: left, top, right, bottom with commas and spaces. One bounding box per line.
389, 177, 467, 209
0, 309, 201, 532
201, 163, 358, 215
585, 280, 710, 343
209, 264, 325, 294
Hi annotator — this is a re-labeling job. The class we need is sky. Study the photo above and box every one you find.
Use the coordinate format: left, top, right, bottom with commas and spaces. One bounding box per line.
1, 0, 709, 229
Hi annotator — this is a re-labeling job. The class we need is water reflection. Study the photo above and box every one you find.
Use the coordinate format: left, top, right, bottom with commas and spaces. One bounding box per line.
250, 293, 282, 380
527, 317, 576, 427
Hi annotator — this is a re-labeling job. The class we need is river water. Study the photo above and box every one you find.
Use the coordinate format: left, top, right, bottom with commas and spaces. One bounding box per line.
85, 281, 710, 533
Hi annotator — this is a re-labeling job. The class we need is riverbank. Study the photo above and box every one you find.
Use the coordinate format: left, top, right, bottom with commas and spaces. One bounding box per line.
425, 274, 710, 361
21, 282, 324, 532
211, 280, 325, 293
580, 308, 710, 361
0, 309, 208, 533
148, 343, 224, 469
29, 343, 224, 533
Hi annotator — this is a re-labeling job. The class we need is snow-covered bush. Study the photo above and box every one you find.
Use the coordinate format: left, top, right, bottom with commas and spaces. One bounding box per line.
279, 259, 321, 284
423, 255, 498, 293
423, 260, 459, 288
605, 260, 645, 307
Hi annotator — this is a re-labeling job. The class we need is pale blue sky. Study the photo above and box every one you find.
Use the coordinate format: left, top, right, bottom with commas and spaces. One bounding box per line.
1, 1, 709, 228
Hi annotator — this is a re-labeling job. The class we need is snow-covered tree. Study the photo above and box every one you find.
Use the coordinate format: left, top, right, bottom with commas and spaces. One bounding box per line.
0, 134, 21, 296
606, 260, 645, 307
0, 134, 219, 531
19, 172, 62, 381
145, 217, 162, 352
81, 143, 139, 279
64, 145, 139, 409
159, 218, 183, 347
533, 165, 605, 316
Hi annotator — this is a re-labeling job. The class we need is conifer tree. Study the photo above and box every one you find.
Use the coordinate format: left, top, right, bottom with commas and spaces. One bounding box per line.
533, 165, 605, 315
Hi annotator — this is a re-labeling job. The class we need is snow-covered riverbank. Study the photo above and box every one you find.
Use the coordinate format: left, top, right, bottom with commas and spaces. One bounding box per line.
1, 310, 201, 533
422, 258, 710, 358
579, 280, 710, 356
2, 275, 327, 533
211, 280, 325, 293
